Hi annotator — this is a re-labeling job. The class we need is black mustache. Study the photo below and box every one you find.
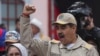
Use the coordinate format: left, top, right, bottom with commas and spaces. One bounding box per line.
58, 33, 65, 38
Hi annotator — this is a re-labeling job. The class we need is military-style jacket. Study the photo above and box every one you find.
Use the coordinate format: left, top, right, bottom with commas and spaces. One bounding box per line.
20, 16, 99, 56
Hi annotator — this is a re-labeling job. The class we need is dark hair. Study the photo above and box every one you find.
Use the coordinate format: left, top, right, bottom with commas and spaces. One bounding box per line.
67, 1, 93, 30
0, 23, 6, 29
15, 18, 20, 24
67, 1, 93, 17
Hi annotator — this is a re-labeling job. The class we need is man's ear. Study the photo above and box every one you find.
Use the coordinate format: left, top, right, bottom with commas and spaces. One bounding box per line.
72, 25, 76, 29
72, 25, 77, 32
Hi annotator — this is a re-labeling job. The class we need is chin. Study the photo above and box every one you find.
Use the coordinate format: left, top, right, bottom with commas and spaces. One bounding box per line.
60, 41, 69, 46
60, 41, 65, 45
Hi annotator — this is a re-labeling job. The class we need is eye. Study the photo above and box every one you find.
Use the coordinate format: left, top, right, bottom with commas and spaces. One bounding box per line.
61, 25, 66, 29
15, 52, 21, 56
55, 25, 59, 30
7, 53, 13, 56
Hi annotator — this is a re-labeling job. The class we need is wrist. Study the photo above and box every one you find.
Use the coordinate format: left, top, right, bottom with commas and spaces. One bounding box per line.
21, 13, 30, 18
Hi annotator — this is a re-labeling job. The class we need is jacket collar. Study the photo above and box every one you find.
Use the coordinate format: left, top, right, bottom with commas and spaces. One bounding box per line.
59, 35, 85, 50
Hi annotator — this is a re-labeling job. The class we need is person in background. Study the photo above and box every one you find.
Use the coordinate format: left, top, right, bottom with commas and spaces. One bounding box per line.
6, 43, 28, 56
30, 18, 50, 41
0, 23, 6, 30
20, 5, 99, 56
15, 18, 20, 34
5, 31, 20, 50
0, 24, 6, 56
67, 1, 100, 54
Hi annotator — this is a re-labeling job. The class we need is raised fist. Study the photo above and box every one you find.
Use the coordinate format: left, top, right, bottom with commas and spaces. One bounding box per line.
22, 5, 36, 16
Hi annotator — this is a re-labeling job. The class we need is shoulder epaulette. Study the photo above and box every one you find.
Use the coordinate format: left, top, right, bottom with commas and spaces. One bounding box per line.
83, 43, 93, 50
50, 39, 60, 43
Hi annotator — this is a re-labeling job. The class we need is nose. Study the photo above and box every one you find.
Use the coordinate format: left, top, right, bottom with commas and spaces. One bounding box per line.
57, 28, 63, 33
58, 32, 65, 38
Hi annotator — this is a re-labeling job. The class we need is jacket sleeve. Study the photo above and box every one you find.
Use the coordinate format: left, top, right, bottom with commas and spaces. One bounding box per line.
87, 46, 99, 56
89, 27, 100, 53
20, 16, 49, 56
90, 27, 100, 40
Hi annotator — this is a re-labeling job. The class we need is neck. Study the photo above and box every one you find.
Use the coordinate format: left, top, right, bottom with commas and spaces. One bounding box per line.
72, 34, 77, 43
71, 34, 77, 44
64, 34, 77, 46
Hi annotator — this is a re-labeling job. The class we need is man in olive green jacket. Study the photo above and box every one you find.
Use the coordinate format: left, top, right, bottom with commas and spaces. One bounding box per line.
20, 5, 99, 56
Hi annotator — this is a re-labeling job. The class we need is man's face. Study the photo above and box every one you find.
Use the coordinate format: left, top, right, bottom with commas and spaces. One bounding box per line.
55, 24, 76, 45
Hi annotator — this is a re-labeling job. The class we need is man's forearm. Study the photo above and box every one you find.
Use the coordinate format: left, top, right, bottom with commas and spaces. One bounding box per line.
20, 16, 33, 48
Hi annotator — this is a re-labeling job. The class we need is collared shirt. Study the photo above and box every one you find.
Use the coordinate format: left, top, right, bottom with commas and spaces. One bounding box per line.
50, 35, 99, 56
60, 43, 75, 50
